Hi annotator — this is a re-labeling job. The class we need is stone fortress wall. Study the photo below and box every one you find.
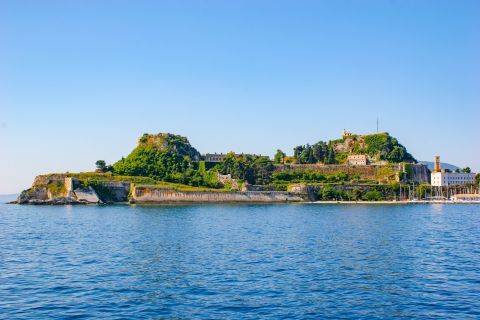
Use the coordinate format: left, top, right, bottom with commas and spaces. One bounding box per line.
274, 163, 430, 184
132, 186, 303, 203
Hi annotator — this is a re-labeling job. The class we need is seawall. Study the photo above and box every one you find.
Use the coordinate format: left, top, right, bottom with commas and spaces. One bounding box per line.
132, 186, 304, 203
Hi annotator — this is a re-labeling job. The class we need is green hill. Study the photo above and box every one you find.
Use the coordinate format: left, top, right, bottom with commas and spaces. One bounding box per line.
291, 132, 416, 165
333, 132, 416, 163
136, 133, 201, 159
112, 133, 203, 182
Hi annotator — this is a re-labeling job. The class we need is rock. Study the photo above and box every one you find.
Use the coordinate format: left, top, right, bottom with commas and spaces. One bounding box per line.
73, 187, 101, 204
216, 173, 239, 190
17, 191, 30, 204
17, 187, 49, 204
288, 184, 317, 201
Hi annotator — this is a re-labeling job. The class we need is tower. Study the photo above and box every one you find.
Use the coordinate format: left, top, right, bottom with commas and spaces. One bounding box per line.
434, 156, 441, 172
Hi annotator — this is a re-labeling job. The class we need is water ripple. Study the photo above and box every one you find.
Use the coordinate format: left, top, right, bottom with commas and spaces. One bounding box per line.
1, 202, 480, 319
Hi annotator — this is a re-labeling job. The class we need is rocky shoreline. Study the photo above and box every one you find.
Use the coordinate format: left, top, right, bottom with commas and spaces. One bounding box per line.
13, 174, 305, 205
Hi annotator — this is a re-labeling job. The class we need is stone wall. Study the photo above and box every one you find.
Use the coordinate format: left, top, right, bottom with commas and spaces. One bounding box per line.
275, 164, 380, 180
274, 163, 430, 184
99, 181, 131, 202
132, 187, 303, 203
74, 187, 101, 204
408, 164, 430, 184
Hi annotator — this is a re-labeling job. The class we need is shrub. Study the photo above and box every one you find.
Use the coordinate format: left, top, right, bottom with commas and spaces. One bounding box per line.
318, 186, 338, 200
363, 190, 384, 201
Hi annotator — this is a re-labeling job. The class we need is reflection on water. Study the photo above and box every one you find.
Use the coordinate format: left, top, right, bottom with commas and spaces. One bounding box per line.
0, 203, 479, 319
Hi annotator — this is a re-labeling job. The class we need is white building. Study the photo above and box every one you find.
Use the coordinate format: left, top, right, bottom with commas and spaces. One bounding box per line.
347, 154, 369, 165
430, 156, 476, 186
431, 171, 476, 187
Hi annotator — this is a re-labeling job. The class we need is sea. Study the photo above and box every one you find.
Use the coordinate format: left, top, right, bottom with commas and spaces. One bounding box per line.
1, 195, 479, 319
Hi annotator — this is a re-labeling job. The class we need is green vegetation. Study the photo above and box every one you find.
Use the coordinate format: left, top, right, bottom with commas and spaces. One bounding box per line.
25, 130, 480, 205
107, 133, 276, 188
288, 133, 414, 165
89, 131, 415, 192
318, 186, 338, 200
112, 133, 217, 187
293, 141, 336, 164
47, 181, 66, 197
375, 165, 398, 182
31, 132, 428, 202
214, 152, 274, 185
95, 160, 113, 173
136, 181, 226, 192
363, 190, 384, 201
415, 184, 432, 199
272, 170, 350, 183
316, 186, 386, 201
274, 149, 286, 164
69, 172, 157, 184
95, 160, 106, 171
137, 133, 201, 159
352, 188, 362, 200
313, 184, 398, 201
82, 180, 116, 202
355, 133, 415, 163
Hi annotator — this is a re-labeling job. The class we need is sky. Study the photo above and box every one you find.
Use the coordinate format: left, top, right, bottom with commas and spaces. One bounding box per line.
0, 0, 479, 194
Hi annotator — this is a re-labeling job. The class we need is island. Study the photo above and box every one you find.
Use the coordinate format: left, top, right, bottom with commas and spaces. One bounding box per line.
13, 131, 478, 205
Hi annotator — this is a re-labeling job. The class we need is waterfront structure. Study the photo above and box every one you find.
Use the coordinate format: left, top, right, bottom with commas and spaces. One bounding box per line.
431, 156, 476, 186
451, 194, 480, 202
347, 154, 369, 165
431, 172, 476, 186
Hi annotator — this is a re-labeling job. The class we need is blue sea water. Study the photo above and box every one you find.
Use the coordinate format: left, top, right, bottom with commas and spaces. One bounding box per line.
1, 197, 479, 319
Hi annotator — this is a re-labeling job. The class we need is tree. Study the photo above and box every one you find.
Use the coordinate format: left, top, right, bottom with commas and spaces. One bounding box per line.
299, 147, 311, 164
95, 160, 107, 172
274, 149, 286, 164
312, 141, 327, 163
462, 167, 471, 173
319, 186, 337, 200
352, 188, 362, 201
363, 190, 384, 201
293, 146, 304, 159
363, 133, 416, 163
324, 146, 336, 164
294, 142, 332, 164
216, 153, 274, 185
388, 146, 406, 163
252, 156, 275, 184
476, 174, 480, 185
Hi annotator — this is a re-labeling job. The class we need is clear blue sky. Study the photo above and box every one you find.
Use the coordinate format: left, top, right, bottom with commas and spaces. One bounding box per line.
1, 0, 479, 194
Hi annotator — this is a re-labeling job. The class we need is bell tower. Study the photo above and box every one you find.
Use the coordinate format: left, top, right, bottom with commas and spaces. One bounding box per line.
434, 156, 441, 172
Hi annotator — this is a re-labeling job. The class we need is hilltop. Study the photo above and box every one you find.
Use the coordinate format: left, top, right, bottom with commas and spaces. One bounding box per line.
111, 133, 208, 184
288, 131, 416, 165
332, 132, 416, 164
135, 133, 201, 159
